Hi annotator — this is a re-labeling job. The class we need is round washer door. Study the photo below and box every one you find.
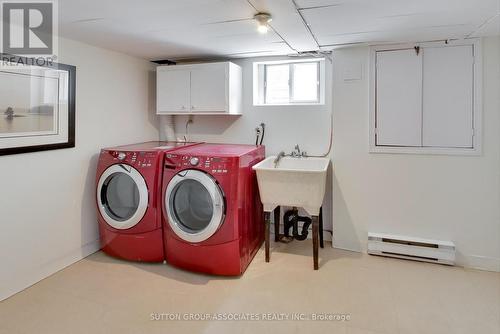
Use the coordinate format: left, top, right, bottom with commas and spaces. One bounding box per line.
165, 169, 225, 243
97, 164, 148, 230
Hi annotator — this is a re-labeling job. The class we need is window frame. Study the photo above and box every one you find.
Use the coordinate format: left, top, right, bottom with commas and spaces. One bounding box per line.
254, 58, 325, 106
369, 39, 482, 156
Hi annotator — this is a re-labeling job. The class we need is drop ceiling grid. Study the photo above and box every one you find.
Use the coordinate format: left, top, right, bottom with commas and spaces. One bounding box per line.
300, 0, 498, 46
57, 0, 500, 59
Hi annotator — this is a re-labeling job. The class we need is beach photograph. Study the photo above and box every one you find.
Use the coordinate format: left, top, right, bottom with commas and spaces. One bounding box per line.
0, 70, 58, 138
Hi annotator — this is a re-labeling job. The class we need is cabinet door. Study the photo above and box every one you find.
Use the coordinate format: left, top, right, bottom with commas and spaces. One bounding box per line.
190, 63, 227, 112
376, 49, 422, 146
157, 68, 190, 113
422, 45, 474, 148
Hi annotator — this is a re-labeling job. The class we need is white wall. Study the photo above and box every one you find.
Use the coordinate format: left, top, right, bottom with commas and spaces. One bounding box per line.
168, 56, 334, 235
332, 36, 500, 271
0, 37, 159, 301
168, 37, 500, 272
2, 34, 495, 302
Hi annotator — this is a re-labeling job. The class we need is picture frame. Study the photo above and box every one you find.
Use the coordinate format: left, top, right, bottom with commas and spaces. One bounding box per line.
0, 54, 75, 156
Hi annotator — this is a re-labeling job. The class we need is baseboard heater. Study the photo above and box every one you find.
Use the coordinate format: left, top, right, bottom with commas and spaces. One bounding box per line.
368, 233, 455, 265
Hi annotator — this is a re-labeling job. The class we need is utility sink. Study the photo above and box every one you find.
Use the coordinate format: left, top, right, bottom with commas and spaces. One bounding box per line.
252, 156, 330, 216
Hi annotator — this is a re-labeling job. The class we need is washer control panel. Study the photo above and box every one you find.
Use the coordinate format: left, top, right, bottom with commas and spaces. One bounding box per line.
106, 150, 156, 168
166, 154, 230, 174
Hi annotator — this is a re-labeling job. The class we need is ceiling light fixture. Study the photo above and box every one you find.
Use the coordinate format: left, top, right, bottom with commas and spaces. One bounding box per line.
254, 12, 272, 34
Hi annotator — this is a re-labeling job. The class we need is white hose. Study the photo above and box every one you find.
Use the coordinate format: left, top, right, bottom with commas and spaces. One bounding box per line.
308, 107, 333, 158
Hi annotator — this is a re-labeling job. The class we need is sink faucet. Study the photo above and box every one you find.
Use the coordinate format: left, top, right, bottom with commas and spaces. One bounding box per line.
292, 144, 307, 158
274, 145, 308, 168
274, 151, 286, 167
291, 144, 301, 157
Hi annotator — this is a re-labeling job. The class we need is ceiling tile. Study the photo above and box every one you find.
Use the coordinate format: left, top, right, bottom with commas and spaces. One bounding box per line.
470, 14, 500, 37
57, 0, 500, 59
301, 0, 498, 46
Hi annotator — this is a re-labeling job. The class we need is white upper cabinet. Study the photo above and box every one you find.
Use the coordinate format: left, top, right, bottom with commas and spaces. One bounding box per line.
157, 68, 190, 112
370, 40, 481, 155
190, 63, 226, 112
156, 62, 242, 115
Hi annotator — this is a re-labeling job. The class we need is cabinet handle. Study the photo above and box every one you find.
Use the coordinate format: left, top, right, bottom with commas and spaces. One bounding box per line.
191, 106, 195, 110
181, 105, 185, 110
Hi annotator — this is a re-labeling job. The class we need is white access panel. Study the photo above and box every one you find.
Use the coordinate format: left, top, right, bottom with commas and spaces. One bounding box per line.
422, 45, 474, 148
376, 49, 422, 146
157, 68, 190, 113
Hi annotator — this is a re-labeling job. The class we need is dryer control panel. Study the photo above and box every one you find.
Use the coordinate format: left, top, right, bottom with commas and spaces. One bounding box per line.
166, 154, 231, 174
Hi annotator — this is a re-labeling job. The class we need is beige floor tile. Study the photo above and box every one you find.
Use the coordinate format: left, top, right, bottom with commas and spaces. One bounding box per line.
1, 241, 498, 334
296, 320, 348, 334
200, 321, 247, 334
0, 325, 24, 334
346, 326, 387, 334
434, 268, 500, 334
242, 321, 300, 334
387, 260, 453, 334
0, 287, 106, 334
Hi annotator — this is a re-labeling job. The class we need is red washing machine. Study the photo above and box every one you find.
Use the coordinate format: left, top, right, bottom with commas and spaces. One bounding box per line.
96, 141, 200, 262
162, 143, 265, 275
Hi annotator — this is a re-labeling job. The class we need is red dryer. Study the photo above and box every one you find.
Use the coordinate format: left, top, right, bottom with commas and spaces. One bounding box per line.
96, 141, 199, 262
162, 143, 265, 275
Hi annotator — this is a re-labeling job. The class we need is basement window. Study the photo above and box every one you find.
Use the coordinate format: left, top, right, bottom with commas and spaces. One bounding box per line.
253, 59, 325, 105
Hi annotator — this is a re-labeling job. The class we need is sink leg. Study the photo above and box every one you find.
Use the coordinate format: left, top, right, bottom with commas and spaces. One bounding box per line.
312, 215, 319, 270
319, 207, 324, 249
274, 206, 280, 242
264, 211, 271, 263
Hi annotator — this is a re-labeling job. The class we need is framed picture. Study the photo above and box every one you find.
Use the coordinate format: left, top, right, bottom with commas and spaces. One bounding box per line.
0, 54, 75, 156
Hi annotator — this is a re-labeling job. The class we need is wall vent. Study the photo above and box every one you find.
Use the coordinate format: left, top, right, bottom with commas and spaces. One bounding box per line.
368, 233, 455, 265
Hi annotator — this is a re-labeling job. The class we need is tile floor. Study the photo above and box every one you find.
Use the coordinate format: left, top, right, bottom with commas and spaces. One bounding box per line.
1, 241, 499, 334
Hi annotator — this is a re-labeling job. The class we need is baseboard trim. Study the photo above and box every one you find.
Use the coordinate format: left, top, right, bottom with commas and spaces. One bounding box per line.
460, 254, 500, 272
327, 245, 500, 272
331, 245, 363, 253
299, 234, 500, 273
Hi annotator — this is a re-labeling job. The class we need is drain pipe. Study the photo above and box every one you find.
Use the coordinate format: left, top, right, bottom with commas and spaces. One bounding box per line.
283, 208, 312, 241
159, 115, 176, 142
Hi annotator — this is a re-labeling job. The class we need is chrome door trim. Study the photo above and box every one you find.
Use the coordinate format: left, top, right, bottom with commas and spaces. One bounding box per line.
165, 169, 225, 243
96, 164, 148, 230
